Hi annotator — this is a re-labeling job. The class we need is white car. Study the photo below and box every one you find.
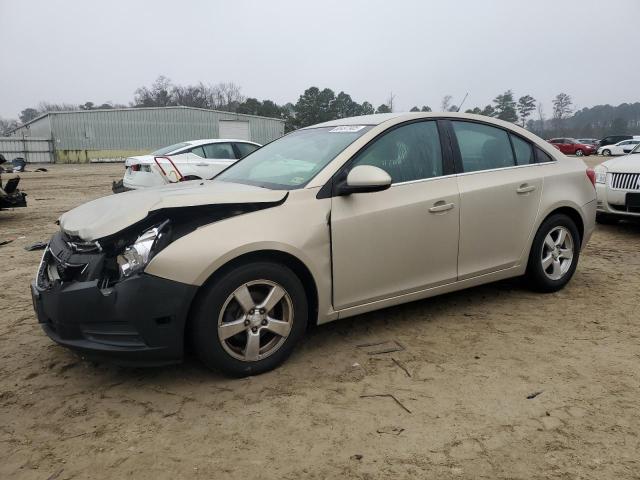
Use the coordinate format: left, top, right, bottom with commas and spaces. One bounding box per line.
121, 139, 261, 190
594, 143, 640, 223
597, 139, 640, 156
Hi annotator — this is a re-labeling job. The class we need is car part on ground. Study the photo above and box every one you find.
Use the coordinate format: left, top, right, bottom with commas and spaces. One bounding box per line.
32, 112, 596, 376
0, 175, 27, 209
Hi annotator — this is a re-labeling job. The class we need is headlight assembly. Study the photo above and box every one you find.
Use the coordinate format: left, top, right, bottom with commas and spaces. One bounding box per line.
117, 220, 171, 278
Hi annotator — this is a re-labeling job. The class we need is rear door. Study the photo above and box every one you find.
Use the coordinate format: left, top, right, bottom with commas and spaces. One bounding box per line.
190, 142, 237, 178
449, 120, 543, 279
331, 120, 459, 309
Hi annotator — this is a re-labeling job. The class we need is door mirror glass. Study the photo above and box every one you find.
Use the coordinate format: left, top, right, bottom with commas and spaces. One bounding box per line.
339, 165, 392, 195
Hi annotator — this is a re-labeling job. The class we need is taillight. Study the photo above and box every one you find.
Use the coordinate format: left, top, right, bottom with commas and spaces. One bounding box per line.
586, 168, 596, 187
130, 164, 141, 172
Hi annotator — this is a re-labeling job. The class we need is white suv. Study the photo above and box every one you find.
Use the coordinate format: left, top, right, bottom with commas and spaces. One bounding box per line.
594, 143, 640, 223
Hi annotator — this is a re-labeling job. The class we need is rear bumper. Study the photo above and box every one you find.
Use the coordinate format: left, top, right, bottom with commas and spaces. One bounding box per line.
31, 273, 198, 366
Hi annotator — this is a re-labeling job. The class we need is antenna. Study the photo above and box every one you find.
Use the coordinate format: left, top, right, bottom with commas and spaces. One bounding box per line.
456, 93, 469, 112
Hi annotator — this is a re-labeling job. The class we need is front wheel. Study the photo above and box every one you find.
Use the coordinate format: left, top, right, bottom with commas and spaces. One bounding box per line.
602, 149, 611, 156
526, 214, 580, 292
575, 149, 584, 156
191, 262, 308, 377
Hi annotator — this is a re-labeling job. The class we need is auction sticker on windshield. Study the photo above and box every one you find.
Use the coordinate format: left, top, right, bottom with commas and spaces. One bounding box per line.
329, 126, 367, 133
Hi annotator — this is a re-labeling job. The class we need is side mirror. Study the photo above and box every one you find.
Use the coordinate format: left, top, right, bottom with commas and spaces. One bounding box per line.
336, 165, 392, 195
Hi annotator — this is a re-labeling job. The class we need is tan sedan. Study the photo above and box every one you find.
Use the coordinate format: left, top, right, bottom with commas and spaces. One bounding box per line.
32, 113, 597, 376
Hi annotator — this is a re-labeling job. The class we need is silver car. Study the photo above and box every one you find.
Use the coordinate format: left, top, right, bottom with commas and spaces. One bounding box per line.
31, 113, 597, 376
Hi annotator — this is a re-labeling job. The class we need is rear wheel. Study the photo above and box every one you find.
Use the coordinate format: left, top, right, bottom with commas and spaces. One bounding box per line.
575, 149, 584, 156
191, 261, 308, 377
526, 214, 580, 292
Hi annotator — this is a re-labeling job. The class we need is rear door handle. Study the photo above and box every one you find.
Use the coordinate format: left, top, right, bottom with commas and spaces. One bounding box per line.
429, 201, 455, 213
196, 163, 208, 166
516, 184, 536, 194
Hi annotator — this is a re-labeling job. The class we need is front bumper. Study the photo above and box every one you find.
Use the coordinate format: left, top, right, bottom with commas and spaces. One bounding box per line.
31, 272, 198, 366
595, 182, 640, 219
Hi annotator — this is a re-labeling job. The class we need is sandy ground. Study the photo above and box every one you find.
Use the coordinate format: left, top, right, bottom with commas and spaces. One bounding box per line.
1, 160, 639, 480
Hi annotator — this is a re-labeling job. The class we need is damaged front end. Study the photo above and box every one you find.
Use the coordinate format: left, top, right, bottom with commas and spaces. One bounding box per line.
31, 224, 198, 366
0, 175, 27, 209
31, 196, 288, 366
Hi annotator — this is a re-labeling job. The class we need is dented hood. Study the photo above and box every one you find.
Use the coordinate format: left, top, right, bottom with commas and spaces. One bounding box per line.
59, 180, 287, 241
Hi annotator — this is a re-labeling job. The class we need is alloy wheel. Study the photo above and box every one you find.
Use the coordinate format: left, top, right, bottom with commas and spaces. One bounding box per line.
217, 280, 294, 362
541, 226, 574, 281
575, 149, 583, 156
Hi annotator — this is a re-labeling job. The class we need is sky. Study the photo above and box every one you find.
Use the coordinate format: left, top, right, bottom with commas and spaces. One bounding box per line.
1, 0, 639, 120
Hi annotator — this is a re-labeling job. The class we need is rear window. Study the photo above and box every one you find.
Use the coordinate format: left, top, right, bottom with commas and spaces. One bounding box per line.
151, 142, 190, 155
535, 147, 554, 163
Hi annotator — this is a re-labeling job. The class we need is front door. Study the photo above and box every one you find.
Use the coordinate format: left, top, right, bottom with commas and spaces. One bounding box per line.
331, 120, 460, 310
449, 120, 543, 279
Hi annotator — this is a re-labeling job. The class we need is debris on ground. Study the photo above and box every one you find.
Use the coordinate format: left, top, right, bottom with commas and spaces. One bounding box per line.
360, 393, 412, 414
376, 426, 405, 436
356, 339, 405, 355
34, 168, 48, 172
526, 391, 544, 399
0, 239, 14, 246
24, 241, 48, 251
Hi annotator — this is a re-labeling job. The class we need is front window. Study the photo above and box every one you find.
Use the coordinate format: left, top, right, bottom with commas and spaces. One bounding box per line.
631, 143, 640, 154
151, 142, 191, 155
216, 126, 372, 189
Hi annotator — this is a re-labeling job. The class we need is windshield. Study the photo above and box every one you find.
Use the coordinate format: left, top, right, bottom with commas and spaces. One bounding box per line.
631, 143, 640, 154
216, 126, 372, 189
151, 142, 191, 155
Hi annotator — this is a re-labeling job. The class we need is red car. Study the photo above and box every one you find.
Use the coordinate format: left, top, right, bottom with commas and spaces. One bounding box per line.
547, 138, 595, 156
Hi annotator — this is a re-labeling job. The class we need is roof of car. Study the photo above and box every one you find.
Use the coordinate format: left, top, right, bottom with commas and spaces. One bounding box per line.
184, 139, 260, 147
305, 111, 526, 129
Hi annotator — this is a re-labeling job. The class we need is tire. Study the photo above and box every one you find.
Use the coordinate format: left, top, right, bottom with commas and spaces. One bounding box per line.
602, 149, 611, 156
191, 261, 308, 377
526, 214, 580, 293
575, 149, 583, 156
596, 213, 619, 225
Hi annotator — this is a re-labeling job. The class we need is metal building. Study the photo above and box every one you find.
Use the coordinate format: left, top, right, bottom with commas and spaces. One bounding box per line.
9, 106, 285, 163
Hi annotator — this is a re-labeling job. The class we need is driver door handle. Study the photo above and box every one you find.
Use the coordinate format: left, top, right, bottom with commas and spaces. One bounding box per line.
429, 201, 455, 213
516, 184, 536, 194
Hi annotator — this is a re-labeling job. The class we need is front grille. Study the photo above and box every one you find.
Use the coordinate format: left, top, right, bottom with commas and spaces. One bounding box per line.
36, 245, 88, 289
610, 173, 640, 191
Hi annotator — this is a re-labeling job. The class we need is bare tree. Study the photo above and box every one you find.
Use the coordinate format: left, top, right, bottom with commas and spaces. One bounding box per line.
133, 76, 175, 107
537, 102, 546, 132
0, 116, 19, 135
386, 92, 396, 112
441, 95, 453, 112
210, 82, 245, 111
